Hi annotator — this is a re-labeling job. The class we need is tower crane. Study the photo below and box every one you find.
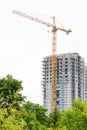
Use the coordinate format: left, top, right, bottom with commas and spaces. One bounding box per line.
13, 10, 71, 112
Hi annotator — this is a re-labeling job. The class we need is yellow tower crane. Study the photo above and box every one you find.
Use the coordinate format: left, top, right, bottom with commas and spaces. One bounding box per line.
13, 10, 71, 112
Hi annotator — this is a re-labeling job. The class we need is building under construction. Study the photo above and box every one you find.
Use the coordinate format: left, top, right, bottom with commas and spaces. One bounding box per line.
42, 52, 84, 114
84, 64, 87, 101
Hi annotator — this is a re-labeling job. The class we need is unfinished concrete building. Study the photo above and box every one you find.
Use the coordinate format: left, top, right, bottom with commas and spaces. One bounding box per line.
84, 64, 87, 101
42, 53, 84, 114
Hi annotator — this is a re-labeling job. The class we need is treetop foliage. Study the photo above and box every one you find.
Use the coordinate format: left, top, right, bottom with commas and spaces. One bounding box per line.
0, 74, 25, 109
0, 75, 87, 130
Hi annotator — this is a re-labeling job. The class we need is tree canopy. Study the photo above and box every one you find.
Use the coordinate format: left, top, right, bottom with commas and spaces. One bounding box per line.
0, 74, 25, 109
0, 75, 48, 130
0, 75, 87, 130
60, 99, 87, 130
22, 101, 48, 126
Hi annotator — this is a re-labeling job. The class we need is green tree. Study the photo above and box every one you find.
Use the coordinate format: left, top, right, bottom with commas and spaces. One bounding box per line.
0, 108, 28, 130
22, 101, 48, 126
0, 75, 48, 130
20, 107, 48, 130
48, 108, 60, 129
0, 74, 25, 109
60, 98, 87, 130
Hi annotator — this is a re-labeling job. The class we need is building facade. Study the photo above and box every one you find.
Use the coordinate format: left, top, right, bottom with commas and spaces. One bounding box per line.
84, 64, 87, 101
42, 53, 85, 114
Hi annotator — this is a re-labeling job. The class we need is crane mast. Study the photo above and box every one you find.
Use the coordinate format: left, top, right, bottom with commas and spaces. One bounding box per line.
13, 10, 71, 112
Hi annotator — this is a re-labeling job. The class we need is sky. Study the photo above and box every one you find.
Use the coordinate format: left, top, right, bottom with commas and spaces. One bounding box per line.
0, 0, 87, 104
